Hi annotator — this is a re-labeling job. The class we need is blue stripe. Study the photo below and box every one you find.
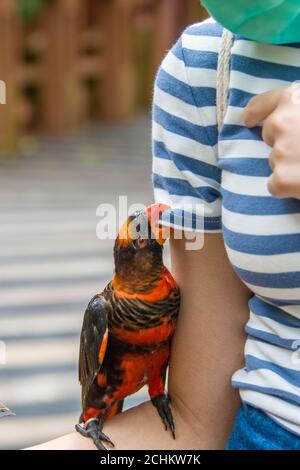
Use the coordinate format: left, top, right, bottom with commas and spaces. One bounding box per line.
218, 157, 272, 177
203, 217, 222, 231
231, 54, 300, 82
223, 226, 300, 255
160, 208, 221, 232
246, 326, 296, 350
285, 43, 300, 49
184, 22, 223, 38
234, 35, 254, 42
245, 355, 300, 388
154, 105, 217, 147
221, 124, 262, 141
153, 173, 220, 202
157, 64, 217, 109
175, 45, 218, 70
193, 87, 217, 110
221, 187, 300, 215
232, 382, 300, 408
161, 209, 202, 231
259, 296, 300, 307
232, 37, 300, 49
153, 140, 221, 182
156, 68, 199, 107
250, 297, 300, 329
233, 266, 300, 289
228, 88, 254, 108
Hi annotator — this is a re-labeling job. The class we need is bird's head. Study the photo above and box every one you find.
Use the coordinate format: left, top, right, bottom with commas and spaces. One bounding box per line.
113, 203, 170, 292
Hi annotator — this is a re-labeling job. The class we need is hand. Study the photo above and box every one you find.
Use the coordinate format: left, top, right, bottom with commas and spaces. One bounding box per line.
244, 85, 300, 199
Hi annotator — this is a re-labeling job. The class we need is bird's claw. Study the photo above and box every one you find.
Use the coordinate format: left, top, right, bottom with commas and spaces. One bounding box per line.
151, 393, 175, 439
75, 418, 114, 450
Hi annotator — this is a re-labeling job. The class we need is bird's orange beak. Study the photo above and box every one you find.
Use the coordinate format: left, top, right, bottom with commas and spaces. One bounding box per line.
146, 203, 170, 245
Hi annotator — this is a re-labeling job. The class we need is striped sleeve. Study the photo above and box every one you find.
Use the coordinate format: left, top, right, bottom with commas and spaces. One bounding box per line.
152, 20, 222, 232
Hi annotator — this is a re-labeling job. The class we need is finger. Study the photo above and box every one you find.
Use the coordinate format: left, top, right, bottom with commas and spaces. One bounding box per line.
261, 113, 277, 147
244, 87, 285, 128
267, 173, 282, 197
268, 150, 275, 171
267, 168, 292, 198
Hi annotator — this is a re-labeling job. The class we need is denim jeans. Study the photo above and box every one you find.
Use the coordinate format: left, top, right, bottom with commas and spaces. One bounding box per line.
226, 403, 300, 450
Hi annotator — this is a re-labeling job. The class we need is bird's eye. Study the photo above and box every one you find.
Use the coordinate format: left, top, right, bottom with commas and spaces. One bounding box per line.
136, 237, 147, 249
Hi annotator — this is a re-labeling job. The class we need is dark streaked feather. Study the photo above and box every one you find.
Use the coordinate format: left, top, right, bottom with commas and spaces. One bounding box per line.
104, 282, 180, 331
79, 295, 110, 398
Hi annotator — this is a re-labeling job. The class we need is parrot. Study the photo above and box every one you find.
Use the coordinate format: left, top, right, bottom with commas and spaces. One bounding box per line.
75, 203, 180, 450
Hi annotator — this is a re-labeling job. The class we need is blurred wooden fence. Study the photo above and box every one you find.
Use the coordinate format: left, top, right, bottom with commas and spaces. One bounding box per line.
0, 0, 207, 153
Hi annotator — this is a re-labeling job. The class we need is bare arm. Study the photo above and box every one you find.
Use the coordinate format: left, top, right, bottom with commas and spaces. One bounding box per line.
30, 233, 250, 450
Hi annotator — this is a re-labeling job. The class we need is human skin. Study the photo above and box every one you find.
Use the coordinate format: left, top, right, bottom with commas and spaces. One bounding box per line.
30, 233, 250, 450
244, 85, 300, 199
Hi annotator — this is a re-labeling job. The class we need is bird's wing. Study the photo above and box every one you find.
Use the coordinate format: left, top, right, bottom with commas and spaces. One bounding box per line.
79, 294, 110, 392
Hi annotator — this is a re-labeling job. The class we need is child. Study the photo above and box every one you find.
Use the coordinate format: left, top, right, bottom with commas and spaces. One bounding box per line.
152, 1, 300, 450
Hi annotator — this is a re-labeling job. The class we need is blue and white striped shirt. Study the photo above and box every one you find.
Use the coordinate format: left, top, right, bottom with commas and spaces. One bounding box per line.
152, 17, 300, 436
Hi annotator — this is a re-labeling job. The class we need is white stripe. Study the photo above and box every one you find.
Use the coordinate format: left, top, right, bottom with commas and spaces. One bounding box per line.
233, 368, 300, 398
222, 207, 300, 236
154, 86, 214, 127
224, 106, 245, 126
153, 187, 220, 221
280, 304, 300, 319
225, 245, 300, 274
152, 121, 217, 165
186, 67, 217, 88
233, 39, 300, 68
246, 337, 300, 371
270, 414, 300, 436
153, 156, 220, 190
182, 33, 221, 53
247, 311, 300, 341
158, 48, 218, 89
161, 51, 188, 84
239, 389, 300, 432
187, 18, 215, 29
222, 171, 270, 196
194, 106, 216, 127
230, 70, 290, 95
219, 139, 271, 158
244, 283, 300, 301
201, 17, 215, 25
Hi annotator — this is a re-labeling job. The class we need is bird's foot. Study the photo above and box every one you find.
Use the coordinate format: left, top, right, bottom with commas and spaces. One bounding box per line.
75, 418, 114, 450
151, 393, 175, 439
